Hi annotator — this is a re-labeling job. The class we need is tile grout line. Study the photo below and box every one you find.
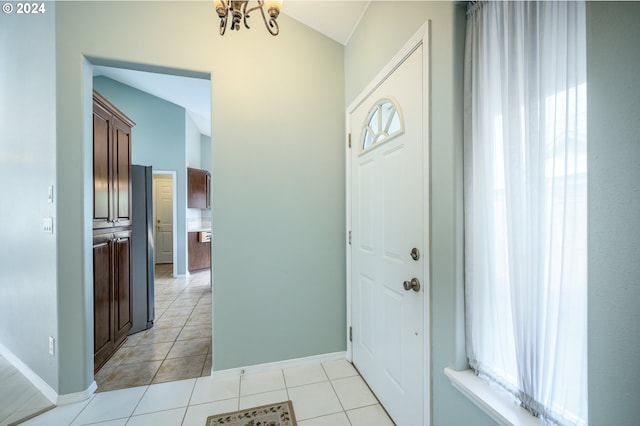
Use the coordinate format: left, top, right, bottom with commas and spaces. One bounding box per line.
95, 266, 211, 392
321, 362, 353, 425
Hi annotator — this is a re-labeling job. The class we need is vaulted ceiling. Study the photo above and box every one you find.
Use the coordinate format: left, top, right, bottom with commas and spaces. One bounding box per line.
93, 1, 370, 136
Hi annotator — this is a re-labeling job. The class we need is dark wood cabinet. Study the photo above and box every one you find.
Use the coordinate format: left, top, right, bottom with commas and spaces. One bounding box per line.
93, 230, 132, 372
93, 91, 134, 373
93, 91, 134, 230
188, 232, 211, 272
187, 167, 210, 209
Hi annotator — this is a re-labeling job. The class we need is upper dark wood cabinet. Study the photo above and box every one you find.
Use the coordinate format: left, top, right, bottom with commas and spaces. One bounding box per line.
93, 91, 134, 230
188, 167, 211, 209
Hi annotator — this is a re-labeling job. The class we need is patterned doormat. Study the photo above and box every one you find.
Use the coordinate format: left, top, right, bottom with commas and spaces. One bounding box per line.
205, 400, 297, 426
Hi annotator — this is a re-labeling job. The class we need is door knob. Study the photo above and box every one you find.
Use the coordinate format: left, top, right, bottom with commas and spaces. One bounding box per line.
403, 278, 421, 292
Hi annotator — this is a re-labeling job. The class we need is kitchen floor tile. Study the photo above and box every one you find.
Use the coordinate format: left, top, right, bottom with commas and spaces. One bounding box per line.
152, 355, 207, 384
201, 355, 212, 377
96, 361, 162, 392
121, 342, 173, 364
138, 327, 182, 344
166, 338, 210, 359
177, 325, 211, 341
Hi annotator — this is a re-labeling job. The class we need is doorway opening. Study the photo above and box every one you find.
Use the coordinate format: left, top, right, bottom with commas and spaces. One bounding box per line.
89, 61, 213, 391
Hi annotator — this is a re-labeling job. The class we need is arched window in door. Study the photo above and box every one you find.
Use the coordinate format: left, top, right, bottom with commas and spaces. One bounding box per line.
362, 98, 404, 150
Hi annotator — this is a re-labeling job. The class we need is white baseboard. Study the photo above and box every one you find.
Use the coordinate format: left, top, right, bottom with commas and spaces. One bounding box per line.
56, 381, 97, 405
0, 343, 96, 406
0, 343, 57, 404
211, 351, 347, 379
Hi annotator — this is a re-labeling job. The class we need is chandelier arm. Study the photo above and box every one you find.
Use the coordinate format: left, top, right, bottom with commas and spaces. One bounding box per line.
258, 4, 279, 36
216, 0, 279, 36
219, 15, 228, 35
215, 0, 229, 34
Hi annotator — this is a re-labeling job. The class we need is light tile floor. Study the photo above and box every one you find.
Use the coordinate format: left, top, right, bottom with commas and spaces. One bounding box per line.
95, 265, 212, 391
24, 359, 394, 425
9, 264, 395, 425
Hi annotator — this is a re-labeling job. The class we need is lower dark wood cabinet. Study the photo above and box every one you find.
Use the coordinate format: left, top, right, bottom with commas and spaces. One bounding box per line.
93, 230, 132, 372
188, 232, 211, 272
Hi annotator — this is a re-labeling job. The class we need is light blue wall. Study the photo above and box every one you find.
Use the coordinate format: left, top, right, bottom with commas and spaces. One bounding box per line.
93, 76, 189, 276
52, 1, 345, 391
185, 111, 204, 224
345, 2, 493, 425
186, 112, 201, 169
201, 135, 212, 175
0, 1, 59, 392
587, 2, 640, 424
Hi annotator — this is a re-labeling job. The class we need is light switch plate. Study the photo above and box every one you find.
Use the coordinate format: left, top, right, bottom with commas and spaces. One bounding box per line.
48, 185, 54, 203
43, 218, 53, 234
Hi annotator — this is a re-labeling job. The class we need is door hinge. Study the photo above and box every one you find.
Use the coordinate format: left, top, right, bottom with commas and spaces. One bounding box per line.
348, 230, 352, 245
348, 133, 352, 148
349, 326, 353, 342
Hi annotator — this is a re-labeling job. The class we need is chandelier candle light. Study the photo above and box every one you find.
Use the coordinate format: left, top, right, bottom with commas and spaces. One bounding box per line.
214, 0, 282, 35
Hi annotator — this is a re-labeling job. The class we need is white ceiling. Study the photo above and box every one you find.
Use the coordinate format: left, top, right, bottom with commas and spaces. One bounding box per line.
93, 66, 213, 136
92, 1, 369, 137
284, 0, 370, 45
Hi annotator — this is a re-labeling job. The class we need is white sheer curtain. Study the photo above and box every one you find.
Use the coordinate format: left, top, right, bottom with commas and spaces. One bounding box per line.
464, 1, 587, 425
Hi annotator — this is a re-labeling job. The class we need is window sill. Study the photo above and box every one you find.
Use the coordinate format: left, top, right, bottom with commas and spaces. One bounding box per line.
444, 368, 543, 426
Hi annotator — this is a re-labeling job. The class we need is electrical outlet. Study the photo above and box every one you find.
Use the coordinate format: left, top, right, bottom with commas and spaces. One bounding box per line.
48, 336, 55, 355
43, 218, 53, 234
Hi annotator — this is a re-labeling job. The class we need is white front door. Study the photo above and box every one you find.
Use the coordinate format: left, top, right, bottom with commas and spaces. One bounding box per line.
350, 42, 428, 426
153, 175, 173, 264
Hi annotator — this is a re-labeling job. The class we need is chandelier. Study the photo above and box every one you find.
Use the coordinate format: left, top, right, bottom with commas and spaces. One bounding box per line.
214, 0, 282, 36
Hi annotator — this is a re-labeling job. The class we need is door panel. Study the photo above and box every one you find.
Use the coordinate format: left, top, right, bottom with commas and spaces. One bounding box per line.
351, 45, 426, 426
114, 119, 132, 227
93, 235, 114, 370
154, 176, 174, 264
114, 232, 132, 342
93, 103, 112, 228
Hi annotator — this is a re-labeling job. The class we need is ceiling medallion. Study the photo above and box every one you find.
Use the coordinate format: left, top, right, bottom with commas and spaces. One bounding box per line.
214, 0, 282, 36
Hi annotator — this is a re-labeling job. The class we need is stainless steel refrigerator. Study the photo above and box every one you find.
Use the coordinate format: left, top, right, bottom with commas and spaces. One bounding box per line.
130, 164, 155, 334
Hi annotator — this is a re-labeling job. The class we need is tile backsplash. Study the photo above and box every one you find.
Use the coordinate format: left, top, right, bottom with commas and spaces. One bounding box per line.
187, 217, 211, 232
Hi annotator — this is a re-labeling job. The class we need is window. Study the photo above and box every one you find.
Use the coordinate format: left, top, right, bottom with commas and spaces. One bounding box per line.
464, 2, 587, 425
362, 98, 404, 150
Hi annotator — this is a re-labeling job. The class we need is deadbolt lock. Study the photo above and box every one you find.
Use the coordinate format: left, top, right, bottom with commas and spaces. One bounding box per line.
410, 247, 420, 261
